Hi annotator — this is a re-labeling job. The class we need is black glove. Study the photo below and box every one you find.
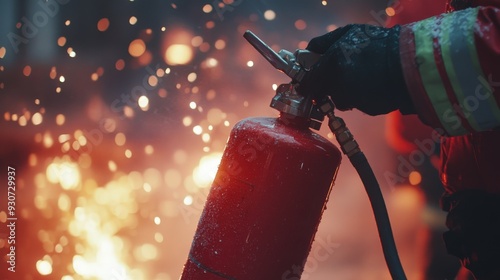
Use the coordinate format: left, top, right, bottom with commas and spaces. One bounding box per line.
449, 0, 474, 10
297, 24, 415, 116
442, 190, 500, 279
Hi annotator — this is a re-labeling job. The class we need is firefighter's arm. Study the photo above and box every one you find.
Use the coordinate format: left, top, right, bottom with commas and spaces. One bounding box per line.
400, 6, 500, 136
299, 6, 500, 136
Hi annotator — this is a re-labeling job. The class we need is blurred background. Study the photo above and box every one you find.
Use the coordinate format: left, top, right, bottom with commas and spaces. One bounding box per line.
0, 0, 461, 279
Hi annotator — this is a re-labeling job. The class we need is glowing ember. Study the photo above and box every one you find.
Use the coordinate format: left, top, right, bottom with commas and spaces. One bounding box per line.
138, 95, 149, 110
192, 125, 202, 135
183, 195, 193, 205
205, 21, 215, 29
32, 112, 43, 125
192, 152, 223, 188
409, 171, 422, 185
50, 67, 57, 79
144, 145, 154, 155
295, 19, 307, 30
148, 75, 158, 87
18, 115, 27, 126
187, 72, 197, 82
97, 18, 110, 32
202, 4, 213, 13
182, 116, 193, 126
199, 42, 210, 52
23, 65, 32, 76
115, 133, 126, 146
201, 133, 210, 143
67, 48, 76, 57
58, 36, 67, 47
164, 44, 193, 65
128, 39, 146, 57
36, 258, 53, 276
386, 7, 396, 16
125, 149, 132, 158
212, 41, 224, 51
154, 232, 164, 243
264, 10, 276, 20
56, 114, 66, 125
129, 16, 138, 25
29, 153, 38, 166
191, 36, 203, 47
46, 160, 81, 190
115, 59, 125, 70
134, 243, 158, 262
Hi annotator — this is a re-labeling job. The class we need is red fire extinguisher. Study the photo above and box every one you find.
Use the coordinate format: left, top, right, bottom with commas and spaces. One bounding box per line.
181, 31, 407, 280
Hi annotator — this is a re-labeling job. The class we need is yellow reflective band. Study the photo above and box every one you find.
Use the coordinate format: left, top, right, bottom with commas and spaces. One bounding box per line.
440, 8, 480, 131
441, 7, 500, 131
412, 17, 468, 135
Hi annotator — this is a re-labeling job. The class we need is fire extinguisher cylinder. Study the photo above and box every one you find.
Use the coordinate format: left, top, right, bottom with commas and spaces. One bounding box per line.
180, 114, 342, 279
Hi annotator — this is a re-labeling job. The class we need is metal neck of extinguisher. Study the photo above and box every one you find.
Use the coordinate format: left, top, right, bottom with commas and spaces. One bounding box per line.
244, 30, 407, 280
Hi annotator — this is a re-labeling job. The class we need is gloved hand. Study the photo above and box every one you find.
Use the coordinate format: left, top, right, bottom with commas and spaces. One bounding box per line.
297, 24, 415, 116
449, 0, 474, 10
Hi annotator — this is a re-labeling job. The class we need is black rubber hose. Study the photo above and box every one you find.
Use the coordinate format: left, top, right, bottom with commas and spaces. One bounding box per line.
349, 151, 407, 280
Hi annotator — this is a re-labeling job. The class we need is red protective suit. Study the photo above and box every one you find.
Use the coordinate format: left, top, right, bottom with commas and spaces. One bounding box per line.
396, 1, 500, 278
440, 1, 500, 195
398, 0, 500, 195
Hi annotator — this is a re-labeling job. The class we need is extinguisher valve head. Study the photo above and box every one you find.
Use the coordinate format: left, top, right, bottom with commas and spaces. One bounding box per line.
270, 84, 311, 117
244, 30, 324, 130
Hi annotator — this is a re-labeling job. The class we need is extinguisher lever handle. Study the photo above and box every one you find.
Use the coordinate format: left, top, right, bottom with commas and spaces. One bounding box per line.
244, 30, 288, 72
244, 30, 305, 82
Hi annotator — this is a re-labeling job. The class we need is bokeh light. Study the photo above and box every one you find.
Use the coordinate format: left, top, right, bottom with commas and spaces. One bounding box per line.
97, 18, 110, 32
264, 10, 276, 20
386, 7, 396, 16
192, 153, 223, 188
164, 44, 193, 65
128, 39, 146, 57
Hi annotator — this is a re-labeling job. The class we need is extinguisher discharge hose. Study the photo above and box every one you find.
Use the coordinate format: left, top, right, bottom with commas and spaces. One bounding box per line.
319, 100, 407, 280
350, 152, 407, 280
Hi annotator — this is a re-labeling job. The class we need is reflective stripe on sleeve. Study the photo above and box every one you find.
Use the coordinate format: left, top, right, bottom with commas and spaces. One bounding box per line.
412, 16, 469, 135
441, 8, 500, 131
